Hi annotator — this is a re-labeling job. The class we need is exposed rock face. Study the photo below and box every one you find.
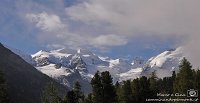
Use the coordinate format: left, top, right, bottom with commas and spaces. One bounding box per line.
5, 44, 185, 94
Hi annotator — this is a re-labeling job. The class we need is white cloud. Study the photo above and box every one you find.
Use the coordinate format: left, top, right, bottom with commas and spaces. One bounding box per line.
66, 0, 200, 37
66, 0, 200, 66
66, 2, 112, 25
46, 44, 65, 49
4, 0, 199, 66
26, 12, 65, 32
92, 34, 127, 47
25, 12, 89, 48
25, 11, 128, 50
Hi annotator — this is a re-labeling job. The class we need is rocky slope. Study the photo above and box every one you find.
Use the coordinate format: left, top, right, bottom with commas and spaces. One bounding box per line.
31, 47, 183, 87
0, 43, 67, 103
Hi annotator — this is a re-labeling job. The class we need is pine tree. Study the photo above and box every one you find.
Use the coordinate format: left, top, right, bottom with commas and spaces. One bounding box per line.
168, 71, 176, 94
157, 78, 164, 93
74, 81, 84, 103
91, 71, 117, 103
41, 82, 62, 103
159, 77, 174, 95
194, 69, 200, 99
0, 70, 9, 103
63, 91, 76, 103
138, 76, 151, 103
63, 81, 84, 103
149, 71, 158, 98
91, 71, 103, 103
173, 58, 194, 95
131, 78, 140, 102
172, 71, 176, 81
119, 80, 133, 103
101, 71, 117, 103
115, 81, 120, 88
84, 93, 93, 103
115, 81, 120, 101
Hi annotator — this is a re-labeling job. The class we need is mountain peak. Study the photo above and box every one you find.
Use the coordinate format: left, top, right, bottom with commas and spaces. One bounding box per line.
77, 48, 93, 55
4, 44, 185, 94
50, 48, 75, 54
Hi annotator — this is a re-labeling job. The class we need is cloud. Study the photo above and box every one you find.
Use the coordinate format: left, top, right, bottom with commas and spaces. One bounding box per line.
66, 0, 200, 37
1, 0, 200, 66
46, 44, 66, 50
66, 0, 200, 67
26, 12, 65, 32
183, 37, 200, 67
92, 34, 127, 47
25, 9, 127, 50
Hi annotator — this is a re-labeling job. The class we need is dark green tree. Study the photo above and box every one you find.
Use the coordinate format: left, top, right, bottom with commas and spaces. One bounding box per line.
63, 81, 84, 103
169, 71, 176, 94
173, 58, 194, 95
74, 81, 84, 103
157, 78, 164, 93
115, 81, 120, 101
91, 71, 117, 103
41, 82, 62, 103
157, 76, 174, 96
101, 71, 117, 103
149, 71, 158, 98
118, 80, 133, 103
138, 76, 151, 103
159, 71, 176, 94
172, 71, 176, 82
91, 71, 103, 103
63, 91, 76, 103
84, 93, 93, 103
131, 78, 140, 102
0, 70, 9, 103
194, 69, 200, 99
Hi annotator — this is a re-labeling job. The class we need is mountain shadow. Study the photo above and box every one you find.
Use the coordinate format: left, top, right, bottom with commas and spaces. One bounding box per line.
0, 43, 67, 103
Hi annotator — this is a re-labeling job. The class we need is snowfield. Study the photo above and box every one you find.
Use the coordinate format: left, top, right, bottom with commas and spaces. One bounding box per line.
6, 45, 184, 91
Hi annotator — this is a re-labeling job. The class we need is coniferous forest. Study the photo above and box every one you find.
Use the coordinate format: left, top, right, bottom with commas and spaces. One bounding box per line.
0, 58, 199, 103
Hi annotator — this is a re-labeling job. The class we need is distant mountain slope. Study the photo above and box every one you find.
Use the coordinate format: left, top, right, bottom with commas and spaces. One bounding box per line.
142, 47, 184, 78
4, 44, 184, 93
0, 43, 67, 103
31, 47, 184, 85
4, 45, 36, 65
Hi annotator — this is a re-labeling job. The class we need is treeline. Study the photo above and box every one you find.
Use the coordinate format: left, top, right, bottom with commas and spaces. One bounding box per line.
40, 58, 200, 103
0, 58, 199, 103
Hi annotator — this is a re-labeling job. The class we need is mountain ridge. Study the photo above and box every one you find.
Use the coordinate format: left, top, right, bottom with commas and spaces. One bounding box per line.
4, 44, 184, 93
0, 43, 67, 103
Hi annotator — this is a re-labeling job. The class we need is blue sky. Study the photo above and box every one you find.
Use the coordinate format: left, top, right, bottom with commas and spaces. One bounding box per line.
0, 0, 199, 62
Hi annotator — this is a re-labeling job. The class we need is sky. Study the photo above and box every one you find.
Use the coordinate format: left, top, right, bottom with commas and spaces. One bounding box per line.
0, 0, 200, 66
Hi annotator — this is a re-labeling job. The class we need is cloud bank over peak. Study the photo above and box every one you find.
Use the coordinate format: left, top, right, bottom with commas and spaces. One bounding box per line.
65, 0, 200, 67
92, 34, 127, 47
66, 0, 200, 37
0, 0, 200, 67
25, 10, 127, 50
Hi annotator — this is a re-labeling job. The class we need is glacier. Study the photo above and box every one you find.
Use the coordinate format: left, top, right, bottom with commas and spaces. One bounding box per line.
5, 46, 184, 93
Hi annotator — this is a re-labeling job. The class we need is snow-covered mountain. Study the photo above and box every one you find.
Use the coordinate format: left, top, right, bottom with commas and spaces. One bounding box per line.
31, 48, 136, 89
31, 47, 184, 82
5, 45, 184, 92
142, 47, 183, 78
